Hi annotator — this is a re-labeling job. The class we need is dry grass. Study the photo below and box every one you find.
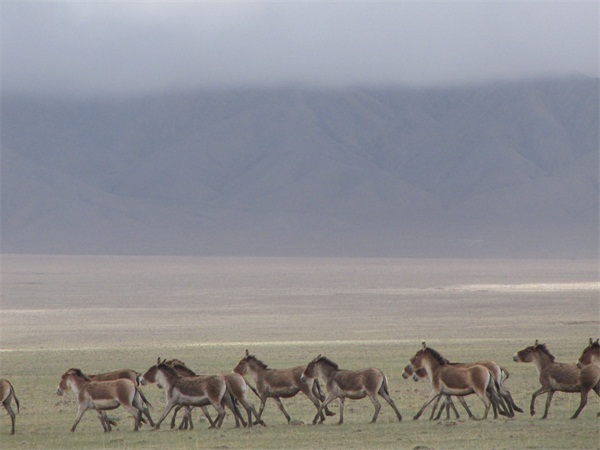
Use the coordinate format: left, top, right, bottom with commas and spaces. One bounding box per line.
0, 255, 598, 448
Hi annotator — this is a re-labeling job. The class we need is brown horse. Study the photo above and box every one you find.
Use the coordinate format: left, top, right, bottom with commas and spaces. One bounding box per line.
402, 363, 469, 420
0, 379, 20, 435
163, 359, 261, 429
409, 343, 503, 420
301, 355, 402, 425
571, 338, 600, 419
513, 340, 581, 419
56, 368, 153, 432
141, 358, 236, 430
233, 350, 334, 424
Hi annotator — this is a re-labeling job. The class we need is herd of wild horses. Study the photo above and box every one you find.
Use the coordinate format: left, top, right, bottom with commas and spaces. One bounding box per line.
1, 339, 599, 435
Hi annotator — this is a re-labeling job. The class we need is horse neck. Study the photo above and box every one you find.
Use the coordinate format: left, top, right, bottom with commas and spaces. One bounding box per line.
67, 376, 85, 396
156, 368, 176, 390
316, 362, 338, 381
420, 353, 441, 378
531, 350, 554, 374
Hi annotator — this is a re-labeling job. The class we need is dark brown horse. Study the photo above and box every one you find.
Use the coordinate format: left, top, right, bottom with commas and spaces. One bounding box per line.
163, 359, 261, 429
301, 355, 402, 424
409, 343, 503, 420
233, 350, 334, 424
141, 358, 237, 430
56, 368, 153, 432
513, 340, 581, 419
0, 379, 19, 435
571, 338, 600, 419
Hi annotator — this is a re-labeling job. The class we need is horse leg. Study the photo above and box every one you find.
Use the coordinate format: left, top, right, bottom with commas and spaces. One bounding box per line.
70, 405, 88, 432
223, 392, 246, 428
447, 397, 461, 420
96, 411, 110, 432
211, 402, 226, 429
303, 389, 328, 424
313, 380, 335, 417
457, 396, 474, 419
272, 397, 292, 424
337, 397, 345, 425
368, 394, 382, 423
238, 398, 258, 428
529, 386, 549, 417
429, 395, 442, 420
414, 391, 442, 420
541, 391, 555, 419
377, 383, 402, 421
3, 401, 16, 435
152, 402, 177, 430
312, 393, 337, 425
571, 385, 591, 419
255, 395, 268, 424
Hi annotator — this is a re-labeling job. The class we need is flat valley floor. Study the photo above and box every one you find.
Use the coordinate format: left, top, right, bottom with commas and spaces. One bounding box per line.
0, 255, 598, 449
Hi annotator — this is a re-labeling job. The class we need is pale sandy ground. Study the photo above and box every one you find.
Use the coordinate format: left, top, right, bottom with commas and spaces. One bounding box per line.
1, 255, 597, 351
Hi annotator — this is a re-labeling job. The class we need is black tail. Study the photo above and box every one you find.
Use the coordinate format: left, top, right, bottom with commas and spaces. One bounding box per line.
136, 386, 152, 409
12, 384, 20, 414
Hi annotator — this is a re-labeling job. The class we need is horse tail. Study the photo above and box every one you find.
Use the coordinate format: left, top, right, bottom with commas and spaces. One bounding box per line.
11, 383, 20, 414
136, 385, 152, 409
500, 366, 510, 382
245, 380, 260, 398
381, 373, 391, 396
314, 379, 326, 401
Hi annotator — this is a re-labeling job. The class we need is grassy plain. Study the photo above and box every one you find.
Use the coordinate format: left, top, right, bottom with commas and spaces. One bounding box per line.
0, 255, 598, 449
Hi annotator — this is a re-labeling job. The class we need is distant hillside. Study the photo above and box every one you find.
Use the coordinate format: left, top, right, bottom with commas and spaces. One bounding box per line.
2, 77, 598, 257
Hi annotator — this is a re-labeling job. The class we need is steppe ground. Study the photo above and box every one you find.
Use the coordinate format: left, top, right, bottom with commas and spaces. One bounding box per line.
0, 255, 598, 449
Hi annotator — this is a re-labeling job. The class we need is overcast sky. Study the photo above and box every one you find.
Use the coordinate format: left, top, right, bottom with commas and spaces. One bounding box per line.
2, 1, 598, 97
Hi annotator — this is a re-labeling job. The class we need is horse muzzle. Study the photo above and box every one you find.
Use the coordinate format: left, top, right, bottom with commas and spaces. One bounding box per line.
300, 375, 307, 383
512, 355, 519, 362
56, 388, 63, 396
576, 361, 583, 369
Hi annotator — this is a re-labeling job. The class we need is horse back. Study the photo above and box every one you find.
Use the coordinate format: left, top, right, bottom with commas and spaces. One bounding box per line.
174, 374, 226, 400
91, 369, 139, 384
542, 362, 580, 389
333, 368, 384, 393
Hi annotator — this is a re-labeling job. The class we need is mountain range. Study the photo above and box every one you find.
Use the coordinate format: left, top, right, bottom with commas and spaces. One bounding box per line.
2, 77, 598, 257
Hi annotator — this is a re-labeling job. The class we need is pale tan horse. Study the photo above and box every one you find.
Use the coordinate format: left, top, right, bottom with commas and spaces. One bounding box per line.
141, 358, 236, 430
233, 350, 334, 424
402, 363, 469, 420
0, 379, 20, 434
409, 343, 503, 420
56, 368, 153, 432
513, 340, 581, 419
74, 368, 151, 429
301, 355, 402, 425
571, 338, 600, 419
163, 359, 261, 429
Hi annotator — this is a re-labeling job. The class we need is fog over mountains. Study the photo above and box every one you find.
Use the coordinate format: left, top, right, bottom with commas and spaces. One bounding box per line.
2, 77, 598, 258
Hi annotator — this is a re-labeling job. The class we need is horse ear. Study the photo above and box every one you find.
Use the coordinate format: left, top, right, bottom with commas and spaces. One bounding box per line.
590, 337, 594, 345
422, 341, 427, 350
595, 338, 599, 344
245, 349, 250, 357
534, 339, 539, 347
157, 357, 161, 365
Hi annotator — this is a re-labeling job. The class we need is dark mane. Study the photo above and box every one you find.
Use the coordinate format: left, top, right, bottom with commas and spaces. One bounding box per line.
316, 356, 339, 371
68, 368, 91, 381
158, 363, 182, 378
535, 343, 556, 362
424, 347, 448, 365
247, 354, 269, 370
171, 363, 197, 376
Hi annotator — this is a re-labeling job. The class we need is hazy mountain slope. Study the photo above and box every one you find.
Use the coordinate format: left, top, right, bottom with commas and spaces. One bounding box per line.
2, 78, 598, 257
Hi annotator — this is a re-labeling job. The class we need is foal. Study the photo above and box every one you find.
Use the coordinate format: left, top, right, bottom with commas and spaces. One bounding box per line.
409, 343, 503, 420
301, 355, 402, 425
233, 350, 334, 424
0, 379, 20, 434
513, 340, 580, 419
56, 368, 152, 432
571, 338, 600, 419
141, 359, 235, 430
